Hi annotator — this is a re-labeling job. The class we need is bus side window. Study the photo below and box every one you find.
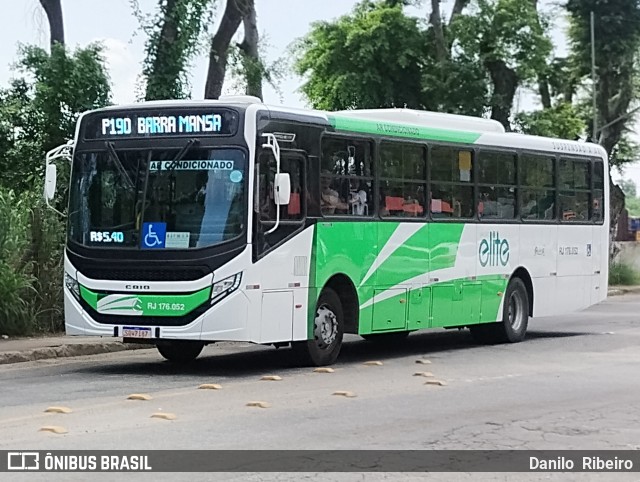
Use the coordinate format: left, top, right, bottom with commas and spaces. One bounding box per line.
592, 160, 605, 223
258, 153, 304, 222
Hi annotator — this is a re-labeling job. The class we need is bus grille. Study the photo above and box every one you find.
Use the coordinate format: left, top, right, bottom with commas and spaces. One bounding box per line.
80, 267, 210, 282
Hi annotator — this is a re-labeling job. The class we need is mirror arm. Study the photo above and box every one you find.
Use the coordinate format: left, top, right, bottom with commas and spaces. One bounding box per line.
262, 133, 282, 235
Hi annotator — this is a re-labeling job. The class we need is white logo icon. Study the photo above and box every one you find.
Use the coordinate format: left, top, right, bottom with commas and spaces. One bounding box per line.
144, 224, 161, 247
8, 452, 39, 470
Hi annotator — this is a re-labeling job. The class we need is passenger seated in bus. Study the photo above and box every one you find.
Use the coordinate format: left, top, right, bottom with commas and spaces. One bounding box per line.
348, 179, 368, 215
321, 175, 348, 214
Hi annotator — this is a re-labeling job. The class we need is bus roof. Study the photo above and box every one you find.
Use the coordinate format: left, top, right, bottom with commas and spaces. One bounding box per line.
78, 97, 608, 160
333, 108, 506, 134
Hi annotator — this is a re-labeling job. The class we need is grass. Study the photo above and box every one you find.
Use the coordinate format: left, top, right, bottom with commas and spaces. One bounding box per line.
609, 262, 640, 286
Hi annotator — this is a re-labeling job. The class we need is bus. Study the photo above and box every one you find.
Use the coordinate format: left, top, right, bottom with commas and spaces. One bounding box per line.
44, 96, 609, 366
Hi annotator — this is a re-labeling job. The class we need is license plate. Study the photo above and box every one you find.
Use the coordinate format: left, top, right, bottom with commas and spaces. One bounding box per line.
122, 326, 152, 339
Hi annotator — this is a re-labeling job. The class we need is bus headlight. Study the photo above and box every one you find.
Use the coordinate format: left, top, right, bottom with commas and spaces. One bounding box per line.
65, 272, 80, 300
211, 273, 242, 305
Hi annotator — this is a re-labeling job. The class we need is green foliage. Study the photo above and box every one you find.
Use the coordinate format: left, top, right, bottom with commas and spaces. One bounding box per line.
0, 44, 111, 193
294, 1, 429, 110
609, 261, 640, 286
454, 0, 552, 81
619, 179, 637, 198
227, 39, 285, 100
135, 0, 215, 100
294, 0, 551, 124
566, 0, 640, 157
515, 103, 585, 139
0, 44, 111, 335
619, 179, 640, 217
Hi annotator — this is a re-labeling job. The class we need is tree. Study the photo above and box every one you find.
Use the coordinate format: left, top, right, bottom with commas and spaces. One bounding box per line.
453, 0, 552, 129
619, 179, 637, 198
237, 1, 262, 99
136, 0, 214, 100
567, 0, 640, 157
295, 1, 429, 110
0, 44, 111, 334
515, 102, 585, 139
204, 0, 252, 99
39, 0, 65, 48
0, 44, 111, 191
566, 1, 640, 256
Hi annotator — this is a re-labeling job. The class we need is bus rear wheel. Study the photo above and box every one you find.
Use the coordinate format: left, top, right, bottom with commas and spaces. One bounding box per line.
470, 277, 529, 344
292, 287, 344, 366
157, 341, 205, 363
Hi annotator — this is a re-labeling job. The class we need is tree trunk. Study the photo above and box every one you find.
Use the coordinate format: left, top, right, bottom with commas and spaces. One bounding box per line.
39, 0, 65, 48
145, 0, 179, 101
538, 77, 552, 109
450, 0, 471, 21
238, 0, 262, 99
485, 59, 518, 130
204, 0, 248, 99
429, 0, 448, 63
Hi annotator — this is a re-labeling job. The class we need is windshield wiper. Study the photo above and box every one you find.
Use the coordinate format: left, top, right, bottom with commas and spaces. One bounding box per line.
105, 142, 135, 190
165, 138, 200, 174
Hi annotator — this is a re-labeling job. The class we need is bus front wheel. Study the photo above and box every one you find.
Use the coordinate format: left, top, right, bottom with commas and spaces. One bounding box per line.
292, 287, 344, 366
157, 341, 205, 363
470, 277, 529, 344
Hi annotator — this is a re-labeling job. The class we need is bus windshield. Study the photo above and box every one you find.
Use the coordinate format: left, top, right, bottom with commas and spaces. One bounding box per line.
68, 147, 246, 249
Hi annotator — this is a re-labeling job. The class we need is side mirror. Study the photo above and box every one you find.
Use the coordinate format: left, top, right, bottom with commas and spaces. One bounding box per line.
44, 163, 57, 201
273, 173, 291, 205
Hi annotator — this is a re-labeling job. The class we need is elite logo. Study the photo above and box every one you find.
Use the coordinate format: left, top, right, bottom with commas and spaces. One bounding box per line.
479, 231, 510, 267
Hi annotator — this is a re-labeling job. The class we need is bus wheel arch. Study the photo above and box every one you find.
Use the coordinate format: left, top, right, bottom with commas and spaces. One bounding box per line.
511, 267, 534, 317
291, 273, 358, 366
322, 274, 359, 335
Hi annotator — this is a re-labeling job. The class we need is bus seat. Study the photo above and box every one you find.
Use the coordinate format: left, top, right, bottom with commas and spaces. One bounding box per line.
288, 192, 301, 215
385, 196, 404, 211
403, 203, 423, 216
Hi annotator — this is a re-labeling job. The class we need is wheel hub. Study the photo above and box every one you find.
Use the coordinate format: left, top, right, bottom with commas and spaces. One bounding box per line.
508, 290, 525, 332
315, 305, 338, 347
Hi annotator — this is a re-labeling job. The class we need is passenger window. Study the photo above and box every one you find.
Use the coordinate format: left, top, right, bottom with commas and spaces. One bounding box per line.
478, 151, 516, 220
559, 158, 591, 222
520, 154, 556, 220
592, 160, 605, 223
430, 147, 474, 218
320, 137, 374, 216
379, 143, 426, 217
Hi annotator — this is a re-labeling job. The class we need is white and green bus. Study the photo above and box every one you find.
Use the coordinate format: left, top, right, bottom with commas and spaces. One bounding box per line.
44, 96, 609, 365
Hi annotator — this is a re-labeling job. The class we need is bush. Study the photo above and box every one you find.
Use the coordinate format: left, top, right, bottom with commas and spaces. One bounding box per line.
609, 262, 640, 286
0, 187, 65, 335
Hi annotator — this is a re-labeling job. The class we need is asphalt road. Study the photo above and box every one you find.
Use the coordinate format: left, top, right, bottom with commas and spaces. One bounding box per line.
1, 295, 640, 481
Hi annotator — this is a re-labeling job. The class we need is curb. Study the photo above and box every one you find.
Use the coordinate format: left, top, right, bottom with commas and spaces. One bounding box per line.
608, 286, 640, 297
0, 342, 153, 365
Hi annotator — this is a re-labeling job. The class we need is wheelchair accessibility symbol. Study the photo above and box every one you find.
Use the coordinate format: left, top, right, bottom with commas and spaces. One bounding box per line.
141, 222, 166, 249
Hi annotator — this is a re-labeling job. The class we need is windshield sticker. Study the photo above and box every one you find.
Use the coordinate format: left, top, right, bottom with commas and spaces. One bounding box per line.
165, 232, 191, 249
90, 231, 124, 243
141, 222, 167, 249
149, 160, 234, 171
230, 170, 243, 183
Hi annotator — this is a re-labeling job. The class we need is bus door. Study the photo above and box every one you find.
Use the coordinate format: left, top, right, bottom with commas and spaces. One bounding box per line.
255, 151, 307, 343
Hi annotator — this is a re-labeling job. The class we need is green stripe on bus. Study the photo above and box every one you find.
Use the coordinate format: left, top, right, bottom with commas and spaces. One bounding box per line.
328, 116, 482, 144
80, 285, 211, 317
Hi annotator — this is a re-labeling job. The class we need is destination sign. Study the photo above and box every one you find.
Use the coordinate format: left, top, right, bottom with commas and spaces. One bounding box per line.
83, 109, 239, 139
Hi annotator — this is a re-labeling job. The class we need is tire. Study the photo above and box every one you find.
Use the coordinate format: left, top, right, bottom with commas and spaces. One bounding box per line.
470, 277, 529, 344
361, 331, 411, 344
157, 341, 205, 363
292, 287, 344, 366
